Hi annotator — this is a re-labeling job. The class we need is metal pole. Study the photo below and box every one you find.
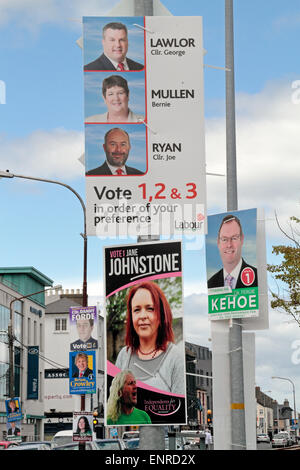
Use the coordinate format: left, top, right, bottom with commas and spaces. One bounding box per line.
225, 0, 246, 450
134, 0, 165, 451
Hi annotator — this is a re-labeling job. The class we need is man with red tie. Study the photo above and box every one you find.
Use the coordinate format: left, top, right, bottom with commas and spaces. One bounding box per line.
72, 353, 94, 378
86, 127, 144, 176
207, 214, 258, 289
84, 22, 144, 71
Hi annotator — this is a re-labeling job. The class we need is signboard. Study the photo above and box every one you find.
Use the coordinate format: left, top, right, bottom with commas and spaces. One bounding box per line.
104, 240, 186, 426
69, 350, 96, 395
73, 412, 93, 442
27, 346, 39, 400
206, 209, 259, 320
83, 16, 206, 238
69, 306, 98, 351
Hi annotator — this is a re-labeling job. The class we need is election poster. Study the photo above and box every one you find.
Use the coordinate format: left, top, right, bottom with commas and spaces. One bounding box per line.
5, 397, 22, 441
83, 16, 206, 238
69, 350, 96, 395
72, 411, 93, 442
5, 397, 22, 423
69, 306, 98, 351
206, 208, 259, 320
104, 240, 187, 426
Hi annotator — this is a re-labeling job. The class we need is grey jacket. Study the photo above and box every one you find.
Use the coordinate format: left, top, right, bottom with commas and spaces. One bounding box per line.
115, 342, 185, 395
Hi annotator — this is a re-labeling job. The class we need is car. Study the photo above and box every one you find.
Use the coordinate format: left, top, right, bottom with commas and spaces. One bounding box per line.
277, 431, 294, 446
17, 441, 53, 449
0, 441, 19, 450
51, 430, 73, 448
124, 438, 140, 450
271, 434, 289, 448
122, 431, 139, 440
53, 439, 126, 451
94, 439, 126, 450
257, 434, 270, 443
52, 442, 98, 451
5, 443, 50, 450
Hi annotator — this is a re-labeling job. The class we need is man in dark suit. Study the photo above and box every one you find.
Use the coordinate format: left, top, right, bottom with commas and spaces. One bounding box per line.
72, 353, 94, 378
84, 22, 144, 71
86, 127, 144, 176
208, 214, 258, 289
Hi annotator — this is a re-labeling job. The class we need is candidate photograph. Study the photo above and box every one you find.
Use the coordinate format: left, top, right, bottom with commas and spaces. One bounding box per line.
84, 73, 145, 123
71, 352, 94, 378
85, 125, 147, 176
106, 369, 152, 425
70, 316, 98, 351
106, 277, 185, 395
206, 209, 258, 290
83, 18, 144, 71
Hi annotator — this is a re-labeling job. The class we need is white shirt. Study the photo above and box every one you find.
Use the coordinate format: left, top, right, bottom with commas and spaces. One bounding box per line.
223, 258, 242, 289
106, 161, 127, 175
104, 54, 129, 70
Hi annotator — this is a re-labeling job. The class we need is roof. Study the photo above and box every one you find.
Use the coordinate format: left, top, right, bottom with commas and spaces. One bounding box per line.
46, 297, 82, 314
0, 267, 53, 286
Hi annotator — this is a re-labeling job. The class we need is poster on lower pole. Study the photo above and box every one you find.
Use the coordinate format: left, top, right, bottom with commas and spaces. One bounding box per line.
104, 240, 187, 426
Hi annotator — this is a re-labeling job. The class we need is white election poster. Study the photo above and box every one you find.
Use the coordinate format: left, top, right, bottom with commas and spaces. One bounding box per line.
83, 16, 206, 237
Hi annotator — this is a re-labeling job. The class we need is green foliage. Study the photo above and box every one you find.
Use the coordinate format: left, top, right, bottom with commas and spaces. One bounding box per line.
267, 215, 300, 324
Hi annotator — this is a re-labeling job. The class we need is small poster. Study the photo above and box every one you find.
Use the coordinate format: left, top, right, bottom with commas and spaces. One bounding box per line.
73, 412, 93, 442
206, 208, 259, 320
70, 306, 98, 351
69, 350, 96, 395
5, 397, 22, 423
104, 240, 186, 426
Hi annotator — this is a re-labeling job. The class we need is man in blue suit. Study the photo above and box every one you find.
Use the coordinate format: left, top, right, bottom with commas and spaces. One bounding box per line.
84, 22, 144, 71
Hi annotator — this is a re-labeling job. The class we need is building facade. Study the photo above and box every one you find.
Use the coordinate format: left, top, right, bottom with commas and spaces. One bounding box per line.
185, 341, 213, 430
44, 289, 104, 438
0, 267, 53, 441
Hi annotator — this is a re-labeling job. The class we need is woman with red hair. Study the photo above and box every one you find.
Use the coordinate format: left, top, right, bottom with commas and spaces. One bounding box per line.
115, 281, 184, 394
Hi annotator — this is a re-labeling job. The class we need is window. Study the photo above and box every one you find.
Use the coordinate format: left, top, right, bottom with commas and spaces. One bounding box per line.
55, 318, 67, 332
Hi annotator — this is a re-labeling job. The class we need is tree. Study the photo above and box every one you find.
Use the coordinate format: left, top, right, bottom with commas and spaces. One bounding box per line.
267, 215, 300, 325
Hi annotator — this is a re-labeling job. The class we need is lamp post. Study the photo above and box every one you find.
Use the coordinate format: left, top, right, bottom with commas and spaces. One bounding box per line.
8, 284, 62, 398
1, 169, 88, 448
0, 170, 87, 306
272, 376, 297, 436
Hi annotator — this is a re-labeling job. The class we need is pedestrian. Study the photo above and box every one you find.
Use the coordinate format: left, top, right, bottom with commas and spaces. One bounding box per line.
205, 428, 212, 450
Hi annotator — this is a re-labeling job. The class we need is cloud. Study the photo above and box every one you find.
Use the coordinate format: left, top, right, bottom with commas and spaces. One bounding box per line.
0, 0, 117, 30
0, 128, 84, 179
205, 80, 300, 240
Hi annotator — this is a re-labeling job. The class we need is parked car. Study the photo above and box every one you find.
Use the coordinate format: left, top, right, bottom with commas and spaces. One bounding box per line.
0, 441, 19, 450
6, 442, 50, 450
257, 434, 270, 443
17, 441, 52, 449
53, 442, 98, 451
122, 431, 139, 440
53, 439, 126, 451
124, 438, 140, 450
271, 434, 289, 448
277, 431, 294, 446
51, 430, 73, 448
95, 439, 126, 450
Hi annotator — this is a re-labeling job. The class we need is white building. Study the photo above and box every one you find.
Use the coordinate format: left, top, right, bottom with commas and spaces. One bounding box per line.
44, 289, 104, 438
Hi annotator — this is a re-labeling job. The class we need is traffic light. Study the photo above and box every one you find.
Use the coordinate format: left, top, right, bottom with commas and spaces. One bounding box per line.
207, 409, 212, 425
93, 410, 99, 432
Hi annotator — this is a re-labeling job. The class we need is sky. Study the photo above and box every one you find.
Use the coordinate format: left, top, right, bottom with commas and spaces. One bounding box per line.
1, 0, 300, 412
